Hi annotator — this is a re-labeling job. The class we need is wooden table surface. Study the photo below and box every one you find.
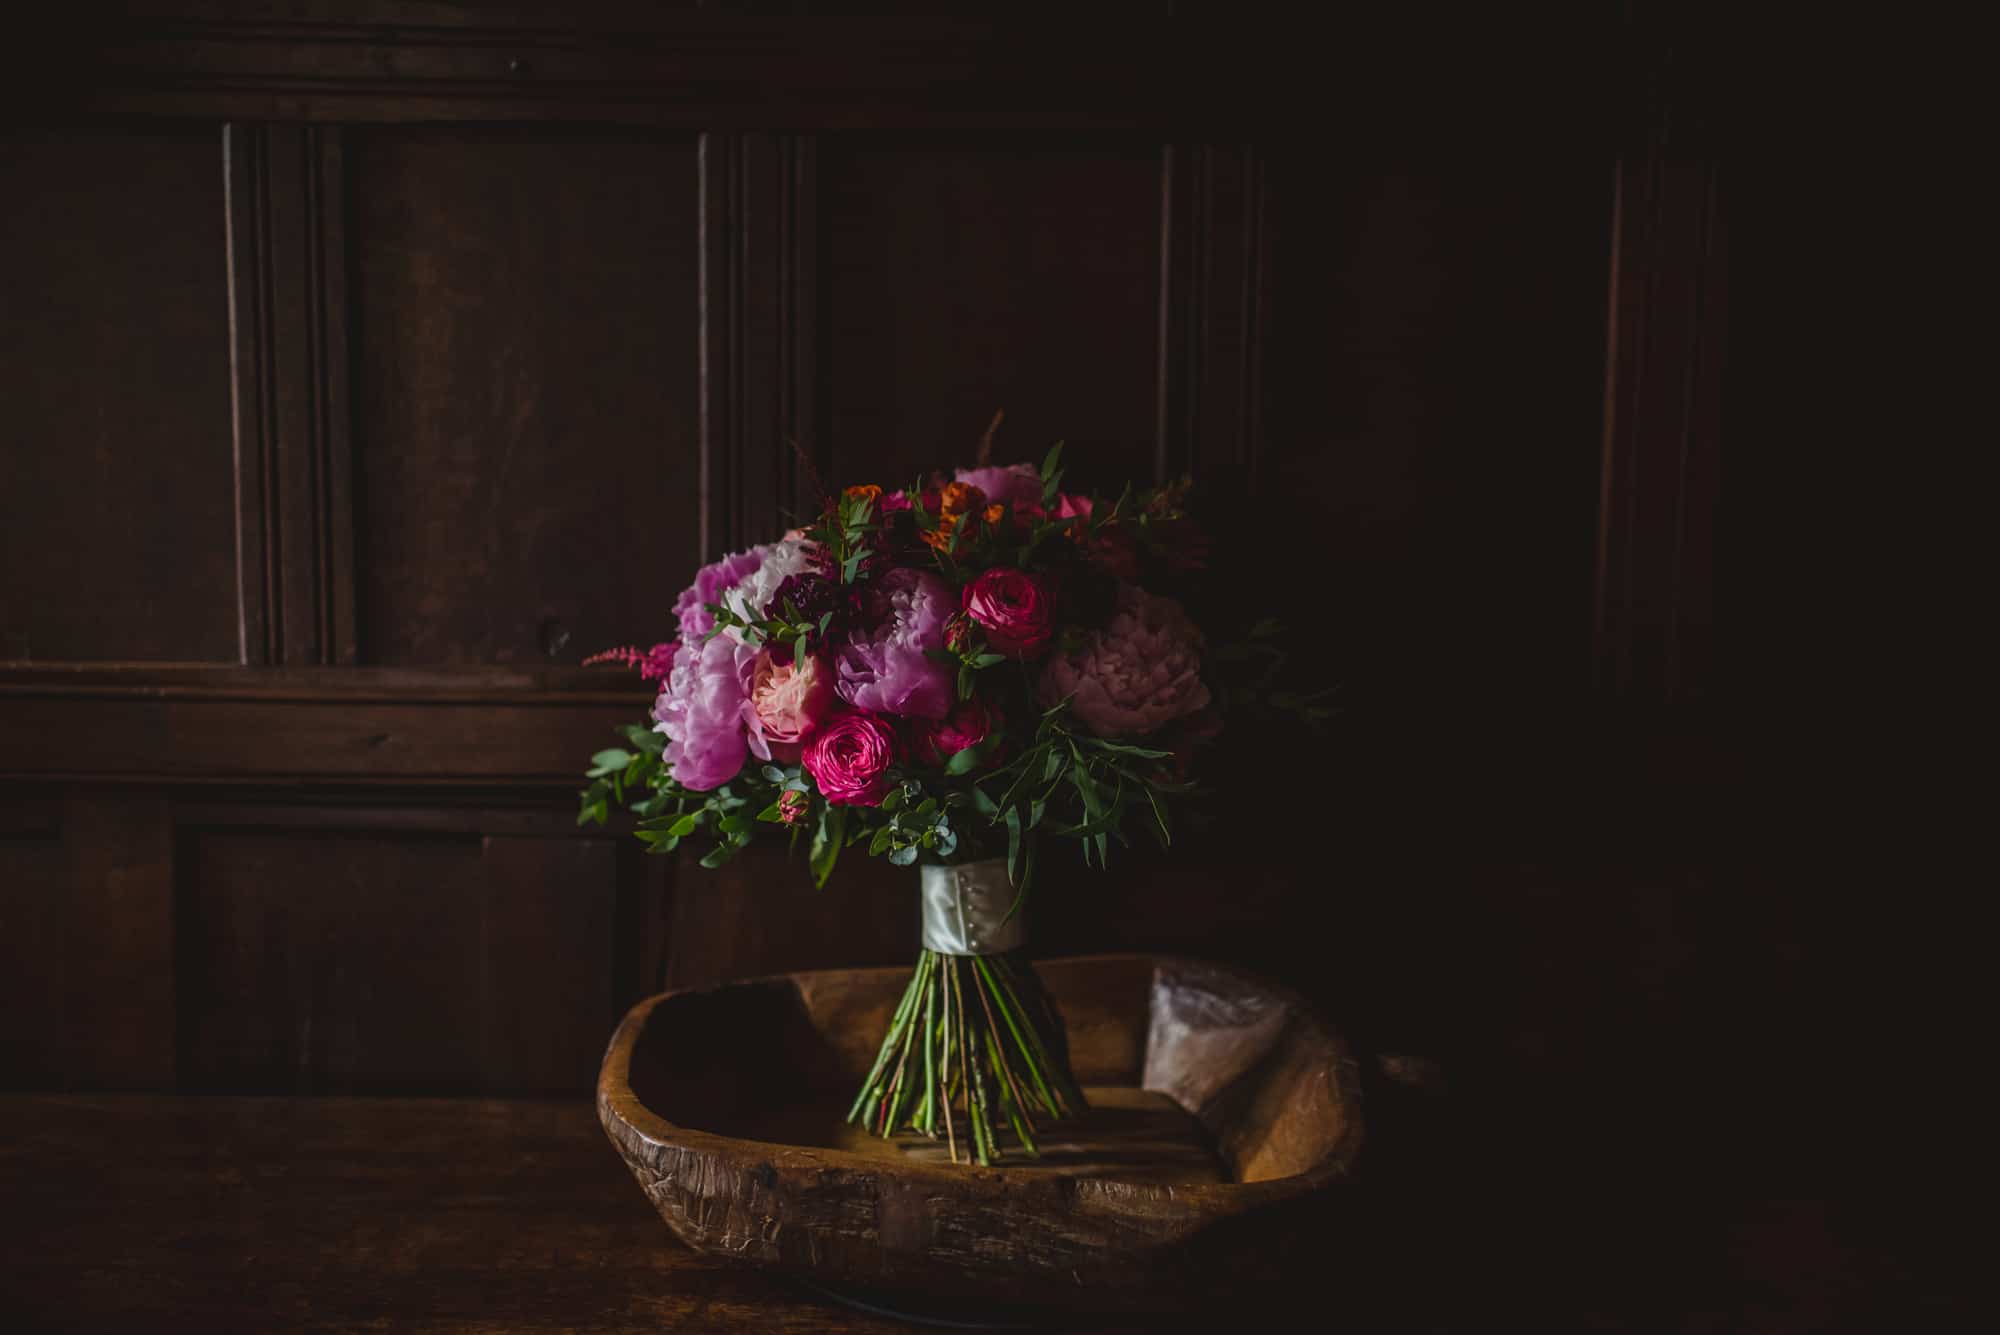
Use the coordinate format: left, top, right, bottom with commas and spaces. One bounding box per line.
0, 1095, 1225, 1333
0, 1095, 1949, 1333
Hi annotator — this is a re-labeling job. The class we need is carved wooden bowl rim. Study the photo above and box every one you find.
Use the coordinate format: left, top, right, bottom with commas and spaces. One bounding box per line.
596, 951, 1365, 1212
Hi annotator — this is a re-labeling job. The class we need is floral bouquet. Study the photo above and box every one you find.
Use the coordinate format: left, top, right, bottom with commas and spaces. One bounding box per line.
579, 445, 1214, 1165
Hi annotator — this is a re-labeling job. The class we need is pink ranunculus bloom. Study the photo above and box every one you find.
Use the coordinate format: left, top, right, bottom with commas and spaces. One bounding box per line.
954, 462, 1044, 510
960, 567, 1054, 659
803, 711, 900, 807
652, 635, 755, 791
673, 547, 766, 645
835, 568, 954, 720
1037, 583, 1211, 738
744, 647, 834, 763
912, 696, 1004, 770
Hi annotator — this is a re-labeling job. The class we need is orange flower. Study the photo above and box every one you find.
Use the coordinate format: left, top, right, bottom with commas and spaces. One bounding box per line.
983, 503, 1008, 527
843, 484, 883, 504
920, 513, 960, 551
938, 481, 985, 517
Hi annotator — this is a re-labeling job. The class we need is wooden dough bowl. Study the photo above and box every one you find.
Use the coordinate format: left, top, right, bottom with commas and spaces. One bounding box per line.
597, 954, 1365, 1313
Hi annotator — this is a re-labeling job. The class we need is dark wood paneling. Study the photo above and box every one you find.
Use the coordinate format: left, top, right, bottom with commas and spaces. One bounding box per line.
1257, 151, 1614, 728
0, 668, 650, 783
174, 811, 633, 1094
1595, 128, 1725, 708
661, 845, 913, 991
478, 834, 618, 1094
179, 827, 490, 1092
0, 126, 237, 664
700, 133, 819, 551
225, 123, 357, 666
63, 794, 177, 1087
349, 126, 700, 665
819, 137, 1163, 491
1157, 142, 1269, 490
0, 801, 65, 1086
59, 6, 1205, 131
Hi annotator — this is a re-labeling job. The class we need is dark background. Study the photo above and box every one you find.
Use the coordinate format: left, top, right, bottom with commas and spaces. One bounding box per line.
5, 3, 1924, 1329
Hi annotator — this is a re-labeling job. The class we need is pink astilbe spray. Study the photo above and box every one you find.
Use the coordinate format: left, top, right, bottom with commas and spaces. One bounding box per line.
582, 642, 678, 682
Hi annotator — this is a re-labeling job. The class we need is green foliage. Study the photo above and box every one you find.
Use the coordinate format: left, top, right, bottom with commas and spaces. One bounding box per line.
578, 450, 1229, 896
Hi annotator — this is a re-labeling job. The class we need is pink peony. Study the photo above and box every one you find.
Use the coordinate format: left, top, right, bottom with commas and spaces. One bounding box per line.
835, 568, 954, 720
674, 548, 766, 645
653, 635, 755, 791
803, 711, 900, 806
912, 696, 1004, 769
745, 648, 834, 762
954, 462, 1044, 510
961, 567, 1054, 659
1037, 583, 1210, 738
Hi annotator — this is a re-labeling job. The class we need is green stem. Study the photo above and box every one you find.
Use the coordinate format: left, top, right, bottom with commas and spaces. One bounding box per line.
973, 954, 1062, 1120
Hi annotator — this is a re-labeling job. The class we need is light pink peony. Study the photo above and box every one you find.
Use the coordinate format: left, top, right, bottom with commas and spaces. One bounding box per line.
1037, 584, 1210, 738
745, 648, 833, 762
674, 548, 766, 645
653, 635, 755, 791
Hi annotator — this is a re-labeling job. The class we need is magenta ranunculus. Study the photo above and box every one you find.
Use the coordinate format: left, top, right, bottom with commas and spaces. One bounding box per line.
960, 567, 1054, 659
1053, 492, 1093, 522
834, 568, 954, 719
912, 696, 1004, 769
653, 634, 755, 790
803, 711, 900, 806
745, 647, 834, 762
1037, 583, 1210, 738
954, 462, 1043, 510
673, 547, 766, 645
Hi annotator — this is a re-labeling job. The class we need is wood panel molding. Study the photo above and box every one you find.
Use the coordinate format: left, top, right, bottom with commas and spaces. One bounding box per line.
699, 133, 819, 556
0, 666, 651, 784
59, 6, 1213, 131
1593, 47, 1724, 709
1156, 141, 1270, 493
225, 123, 357, 667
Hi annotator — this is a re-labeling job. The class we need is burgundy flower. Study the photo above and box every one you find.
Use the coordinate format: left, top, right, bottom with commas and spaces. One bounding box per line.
803, 711, 900, 807
960, 567, 1054, 659
912, 696, 1004, 769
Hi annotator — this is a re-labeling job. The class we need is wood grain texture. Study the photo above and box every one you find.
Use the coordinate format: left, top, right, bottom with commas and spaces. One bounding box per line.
0, 1095, 926, 1334
349, 126, 700, 666
225, 122, 357, 666
818, 136, 1163, 495
1594, 53, 1725, 709
174, 822, 635, 1095
0, 800, 65, 1086
63, 794, 177, 1087
178, 827, 491, 1092
0, 126, 237, 664
597, 954, 1363, 1312
0, 1094, 1945, 1334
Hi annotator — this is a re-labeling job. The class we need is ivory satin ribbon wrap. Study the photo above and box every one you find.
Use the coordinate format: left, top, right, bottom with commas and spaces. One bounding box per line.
919, 860, 1026, 956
